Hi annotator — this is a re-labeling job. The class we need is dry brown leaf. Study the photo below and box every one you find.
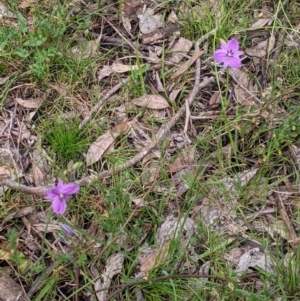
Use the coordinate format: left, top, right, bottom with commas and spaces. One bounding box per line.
209, 91, 221, 106
169, 89, 181, 102
0, 148, 19, 179
169, 148, 195, 174
92, 253, 124, 301
156, 215, 196, 243
98, 65, 113, 81
86, 130, 119, 166
174, 50, 203, 77
0, 166, 12, 178
67, 35, 101, 60
132, 198, 145, 208
112, 62, 142, 73
123, 0, 143, 18
86, 121, 133, 166
18, 0, 36, 8
31, 149, 48, 187
245, 35, 276, 58
141, 161, 160, 184
0, 3, 16, 18
235, 248, 273, 275
251, 18, 272, 28
15, 97, 43, 109
121, 13, 132, 36
218, 168, 258, 192
2, 207, 35, 224
138, 8, 164, 35
230, 69, 258, 106
140, 242, 170, 272
98, 62, 144, 80
70, 96, 90, 119
171, 167, 194, 196
167, 10, 178, 23
113, 121, 133, 134
0, 270, 22, 301
49, 82, 68, 95
169, 37, 193, 64
0, 76, 10, 85
133, 94, 170, 109
284, 22, 300, 48
154, 71, 164, 92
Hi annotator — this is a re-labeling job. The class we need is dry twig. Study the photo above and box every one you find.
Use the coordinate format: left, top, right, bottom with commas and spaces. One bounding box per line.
275, 192, 298, 249
79, 77, 130, 129
184, 29, 216, 133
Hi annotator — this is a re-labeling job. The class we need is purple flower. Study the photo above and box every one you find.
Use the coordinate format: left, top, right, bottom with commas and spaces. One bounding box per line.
213, 38, 243, 69
46, 179, 80, 215
61, 224, 74, 234
228, 88, 235, 100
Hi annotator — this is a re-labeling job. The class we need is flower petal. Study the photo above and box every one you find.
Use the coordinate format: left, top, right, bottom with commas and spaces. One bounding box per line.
214, 48, 228, 56
228, 89, 235, 100
235, 50, 244, 57
61, 224, 73, 234
52, 197, 67, 215
56, 179, 64, 191
60, 183, 80, 194
223, 59, 230, 69
46, 189, 58, 201
219, 41, 228, 50
214, 49, 228, 63
226, 38, 239, 52
228, 57, 242, 69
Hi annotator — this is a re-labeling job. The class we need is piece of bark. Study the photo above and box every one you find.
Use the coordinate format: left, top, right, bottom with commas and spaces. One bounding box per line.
0, 270, 22, 301
141, 24, 181, 44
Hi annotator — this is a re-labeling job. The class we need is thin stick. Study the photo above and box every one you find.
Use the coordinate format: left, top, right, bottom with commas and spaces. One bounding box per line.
230, 71, 262, 104
79, 77, 129, 129
1, 177, 46, 195
275, 192, 298, 249
104, 18, 140, 55
184, 29, 216, 133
